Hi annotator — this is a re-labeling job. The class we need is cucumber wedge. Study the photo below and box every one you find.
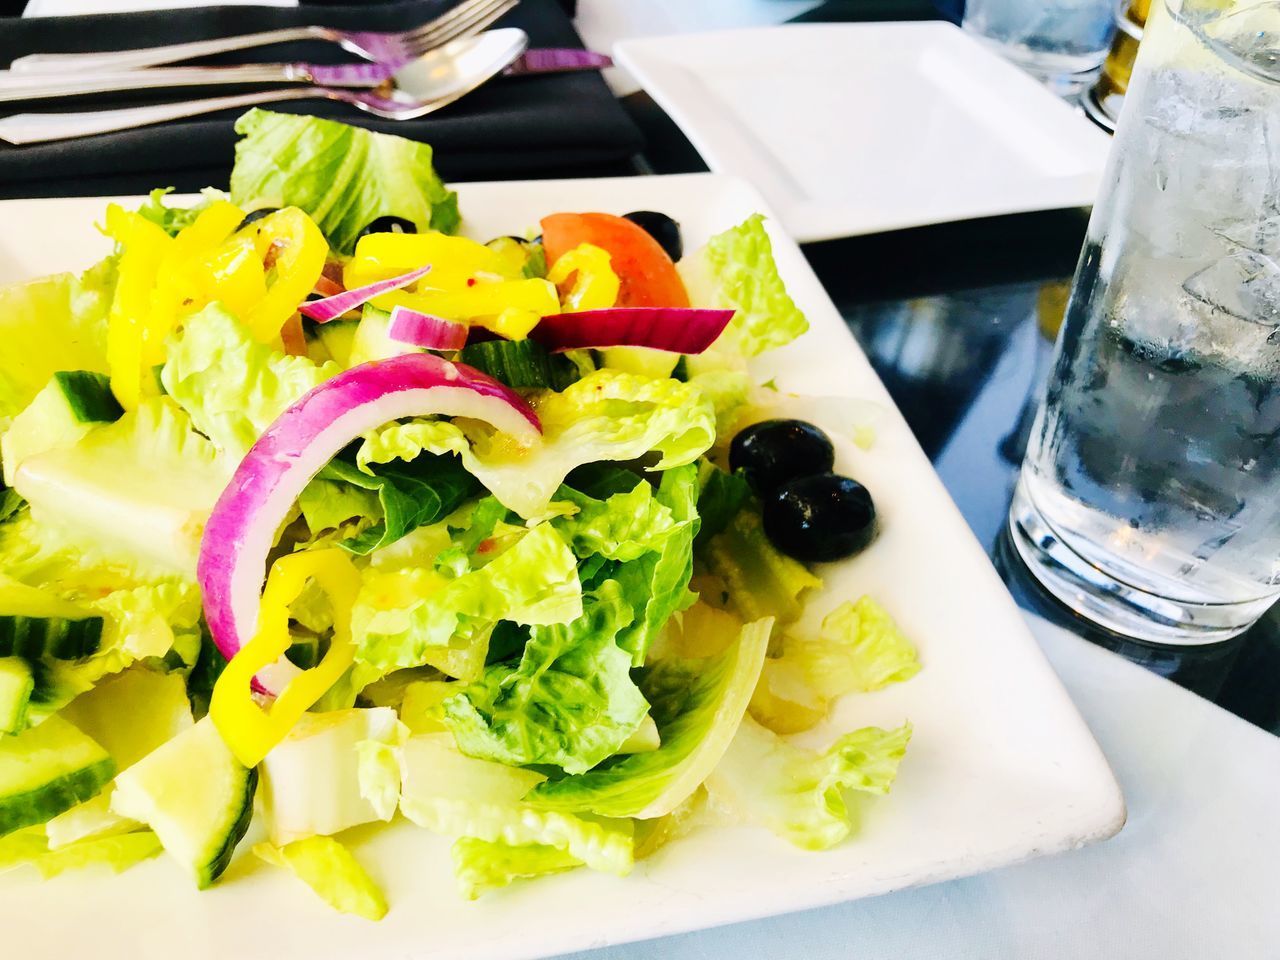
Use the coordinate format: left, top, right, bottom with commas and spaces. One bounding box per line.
111, 717, 257, 888
0, 371, 119, 487
0, 716, 115, 837
0, 576, 104, 661
0, 658, 34, 735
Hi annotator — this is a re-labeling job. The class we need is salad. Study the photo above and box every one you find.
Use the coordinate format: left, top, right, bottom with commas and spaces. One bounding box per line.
0, 110, 919, 919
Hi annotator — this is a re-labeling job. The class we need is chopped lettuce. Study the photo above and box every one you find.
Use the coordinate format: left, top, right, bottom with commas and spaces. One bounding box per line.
317, 453, 480, 556
10, 397, 229, 579
751, 598, 920, 734
230, 109, 459, 255
608, 464, 700, 665
161, 305, 339, 459
442, 580, 649, 775
527, 615, 771, 819
352, 522, 582, 677
451, 838, 581, 900
356, 738, 403, 821
397, 734, 633, 877
136, 187, 225, 237
681, 213, 808, 358
694, 460, 750, 548
359, 370, 716, 519
261, 708, 401, 845
704, 509, 821, 626
0, 260, 113, 433
254, 836, 388, 921
28, 831, 162, 879
706, 715, 911, 851
553, 481, 683, 563
59, 666, 194, 770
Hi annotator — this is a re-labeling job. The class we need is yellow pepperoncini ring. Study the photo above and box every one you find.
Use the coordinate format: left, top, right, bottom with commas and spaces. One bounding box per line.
344, 232, 515, 296
209, 549, 362, 768
103, 206, 172, 409
546, 242, 619, 312
244, 207, 328, 345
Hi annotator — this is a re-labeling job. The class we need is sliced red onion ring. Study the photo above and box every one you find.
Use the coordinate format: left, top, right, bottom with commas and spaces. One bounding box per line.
387, 305, 469, 351
530, 307, 735, 354
299, 264, 432, 323
196, 354, 540, 693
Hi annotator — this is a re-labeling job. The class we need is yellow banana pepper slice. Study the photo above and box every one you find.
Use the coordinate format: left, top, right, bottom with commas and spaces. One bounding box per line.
244, 207, 328, 344
546, 243, 619, 312
345, 232, 514, 295
210, 549, 362, 768
103, 205, 172, 410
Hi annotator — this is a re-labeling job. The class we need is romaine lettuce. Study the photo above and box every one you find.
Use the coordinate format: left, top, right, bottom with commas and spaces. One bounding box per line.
352, 522, 582, 677
0, 260, 113, 433
254, 836, 388, 921
162, 305, 339, 459
526, 615, 771, 819
706, 715, 911, 850
451, 838, 581, 900
704, 509, 821, 626
442, 580, 649, 774
230, 110, 459, 254
359, 370, 716, 519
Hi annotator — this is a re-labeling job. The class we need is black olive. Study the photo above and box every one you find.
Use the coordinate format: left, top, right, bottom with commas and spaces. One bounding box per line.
763, 473, 877, 563
237, 206, 279, 231
358, 215, 418, 239
623, 210, 683, 261
729, 419, 835, 496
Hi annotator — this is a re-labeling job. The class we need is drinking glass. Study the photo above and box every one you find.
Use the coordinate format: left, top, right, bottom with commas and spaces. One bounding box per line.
962, 0, 1120, 94
1010, 0, 1280, 645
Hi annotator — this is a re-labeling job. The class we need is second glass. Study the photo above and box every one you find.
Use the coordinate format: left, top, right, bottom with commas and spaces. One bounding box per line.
962, 0, 1120, 94
1010, 0, 1280, 644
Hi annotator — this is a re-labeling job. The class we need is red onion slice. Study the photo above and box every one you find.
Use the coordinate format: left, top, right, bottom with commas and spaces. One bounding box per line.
387, 305, 469, 351
299, 264, 432, 323
530, 307, 735, 354
196, 354, 540, 690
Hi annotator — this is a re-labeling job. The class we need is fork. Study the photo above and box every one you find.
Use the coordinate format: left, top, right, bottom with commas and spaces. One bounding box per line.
8, 0, 515, 74
0, 28, 530, 145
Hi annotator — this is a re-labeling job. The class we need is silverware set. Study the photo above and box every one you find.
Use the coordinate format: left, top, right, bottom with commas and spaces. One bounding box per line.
0, 0, 611, 145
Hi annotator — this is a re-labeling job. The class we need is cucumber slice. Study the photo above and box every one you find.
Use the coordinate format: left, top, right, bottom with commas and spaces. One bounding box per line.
0, 575, 104, 660
311, 319, 358, 367
459, 339, 580, 390
111, 717, 257, 888
0, 716, 115, 838
0, 658, 34, 735
0, 371, 120, 488
45, 792, 139, 850
51, 371, 123, 424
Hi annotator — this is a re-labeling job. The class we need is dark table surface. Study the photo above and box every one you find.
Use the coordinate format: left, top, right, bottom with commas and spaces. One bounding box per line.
620, 1, 1280, 738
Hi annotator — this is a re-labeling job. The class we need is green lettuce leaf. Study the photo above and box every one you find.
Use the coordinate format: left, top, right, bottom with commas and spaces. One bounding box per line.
694, 460, 750, 548
296, 477, 381, 543
254, 836, 387, 921
707, 715, 911, 850
0, 260, 113, 432
353, 522, 581, 677
552, 481, 682, 563
451, 838, 581, 900
704, 509, 821, 626
526, 615, 771, 819
397, 734, 633, 877
682, 213, 807, 358
28, 831, 162, 879
442, 579, 649, 774
608, 464, 700, 665
318, 453, 480, 556
136, 187, 225, 236
359, 370, 716, 518
10, 397, 229, 579
751, 597, 920, 735
162, 305, 340, 459
229, 109, 460, 254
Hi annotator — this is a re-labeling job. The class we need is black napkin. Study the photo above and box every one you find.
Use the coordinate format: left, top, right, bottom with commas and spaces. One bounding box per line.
0, 0, 643, 198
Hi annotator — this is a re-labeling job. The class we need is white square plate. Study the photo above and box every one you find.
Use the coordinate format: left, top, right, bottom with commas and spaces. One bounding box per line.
0, 173, 1124, 960
615, 22, 1113, 242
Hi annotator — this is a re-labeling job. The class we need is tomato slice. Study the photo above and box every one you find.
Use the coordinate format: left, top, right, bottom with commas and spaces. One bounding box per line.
540, 212, 690, 308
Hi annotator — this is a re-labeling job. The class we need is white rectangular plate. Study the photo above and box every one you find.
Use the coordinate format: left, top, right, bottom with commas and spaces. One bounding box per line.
0, 173, 1124, 960
615, 22, 1113, 242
